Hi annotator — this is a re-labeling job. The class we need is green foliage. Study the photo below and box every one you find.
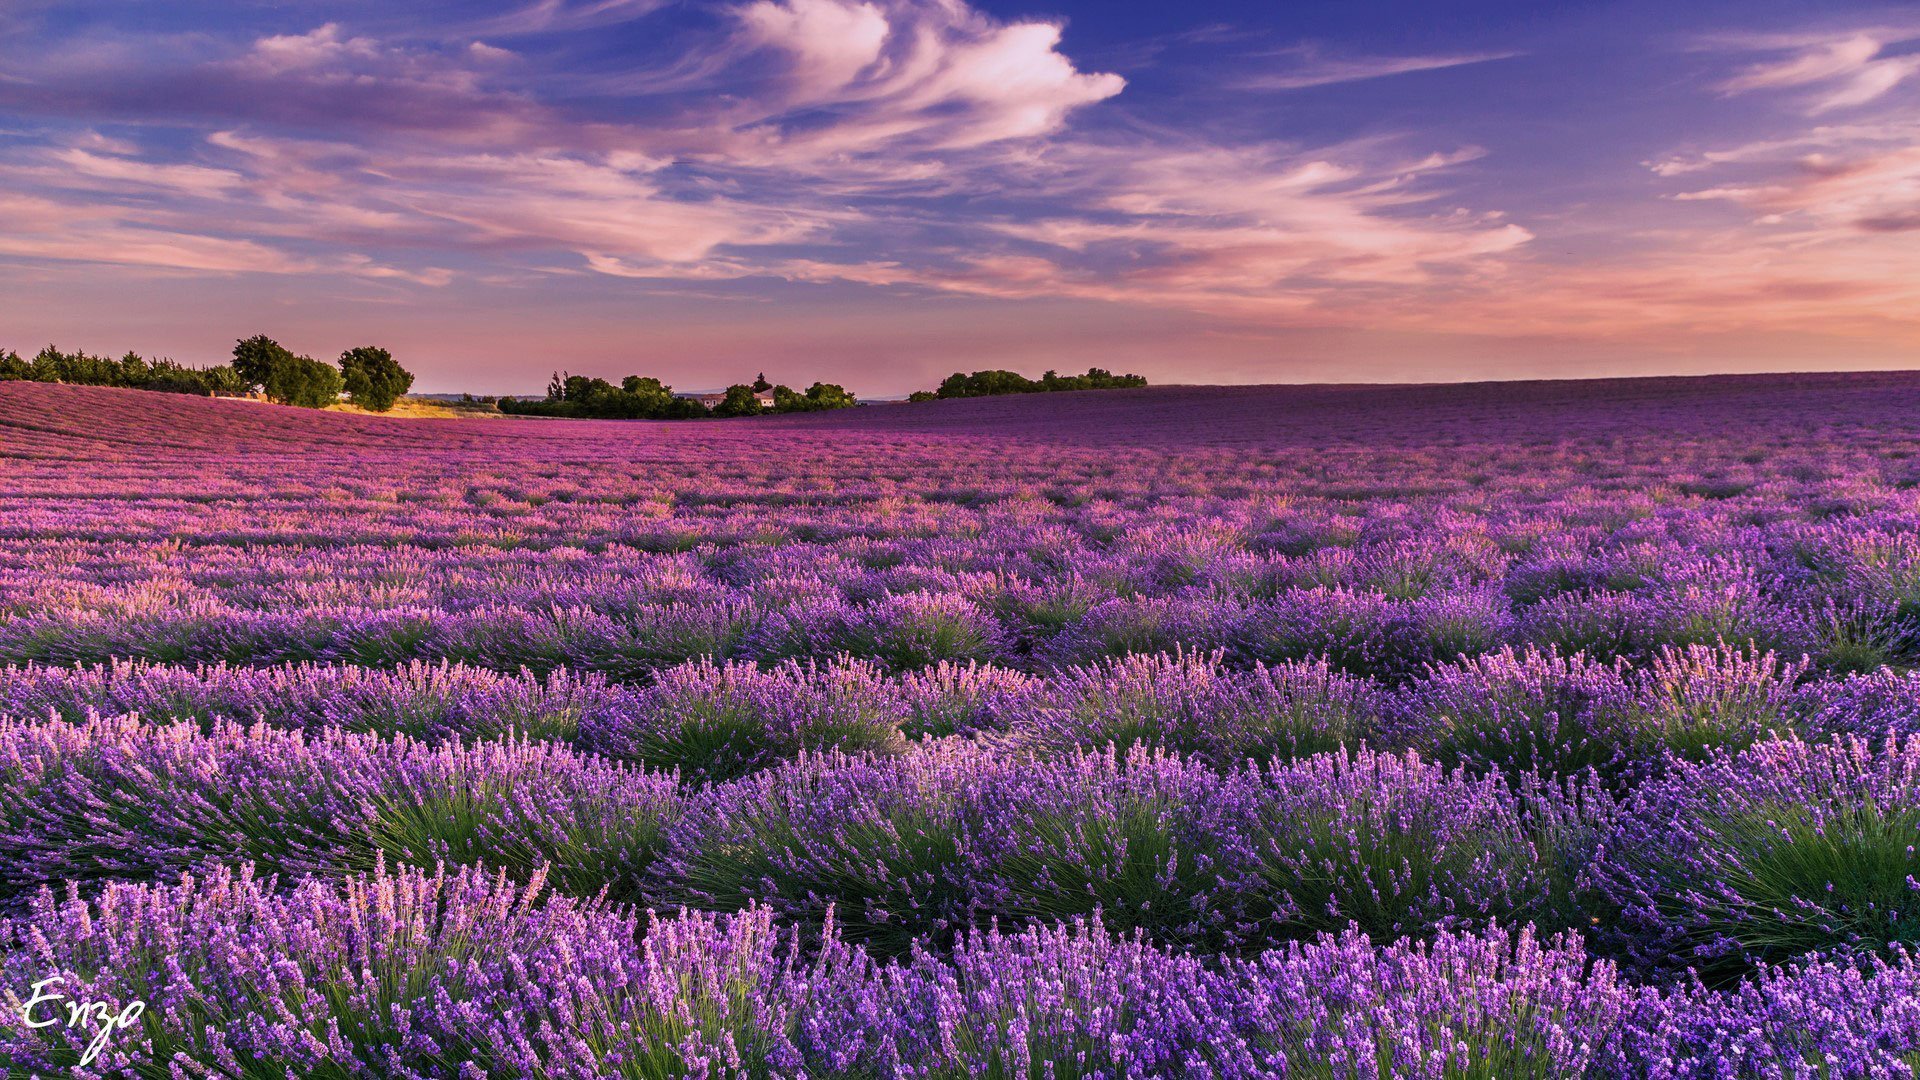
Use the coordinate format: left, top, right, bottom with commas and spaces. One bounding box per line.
798, 381, 857, 411
501, 371, 852, 418
923, 367, 1148, 400
1680, 801, 1920, 972
231, 334, 294, 388
668, 778, 968, 955
338, 346, 415, 412
712, 384, 764, 417
768, 382, 858, 413
0, 344, 245, 397
994, 793, 1216, 943
366, 772, 668, 902
501, 370, 713, 419
269, 355, 345, 408
232, 335, 344, 408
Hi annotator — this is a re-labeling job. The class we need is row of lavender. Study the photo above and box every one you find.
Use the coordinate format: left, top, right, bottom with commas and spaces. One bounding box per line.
8, 534, 1920, 678
7, 862, 1918, 1078
2, 708, 1912, 977
1, 650, 1909, 780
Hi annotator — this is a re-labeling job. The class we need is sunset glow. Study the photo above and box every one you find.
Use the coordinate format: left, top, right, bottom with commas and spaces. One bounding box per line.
3, 0, 1916, 392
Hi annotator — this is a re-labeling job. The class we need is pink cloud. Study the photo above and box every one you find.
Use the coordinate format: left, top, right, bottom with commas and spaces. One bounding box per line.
1716, 28, 1920, 113
724, 0, 1125, 158
1658, 121, 1920, 234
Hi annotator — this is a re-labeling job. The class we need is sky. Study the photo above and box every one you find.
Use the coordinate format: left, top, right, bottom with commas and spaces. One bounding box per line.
1, 0, 1917, 395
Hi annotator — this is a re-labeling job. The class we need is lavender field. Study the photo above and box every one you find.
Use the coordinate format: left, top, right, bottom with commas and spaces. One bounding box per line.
7, 375, 1920, 1078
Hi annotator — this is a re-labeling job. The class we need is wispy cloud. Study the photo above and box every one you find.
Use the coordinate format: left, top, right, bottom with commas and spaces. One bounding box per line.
0, 0, 1525, 325
1713, 27, 1920, 113
1241, 44, 1519, 91
476, 0, 671, 36
1657, 121, 1920, 234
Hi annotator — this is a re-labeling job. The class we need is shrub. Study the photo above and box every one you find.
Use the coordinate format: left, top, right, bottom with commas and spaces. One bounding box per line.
1617, 947, 1920, 1078
363, 735, 681, 902
0, 864, 878, 1077
1043, 594, 1241, 668
1518, 590, 1661, 663
577, 657, 907, 782
1236, 747, 1568, 944
1022, 651, 1378, 767
893, 660, 1038, 739
459, 602, 758, 679
843, 592, 1005, 670
1233, 925, 1631, 1079
0, 658, 621, 743
1393, 646, 1641, 783
965, 746, 1248, 947
881, 916, 1235, 1077
1796, 667, 1920, 740
655, 747, 987, 955
0, 716, 677, 904
1623, 644, 1811, 763
1593, 734, 1920, 979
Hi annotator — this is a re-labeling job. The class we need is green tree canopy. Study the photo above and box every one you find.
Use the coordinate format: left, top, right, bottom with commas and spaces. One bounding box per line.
231, 335, 294, 390
338, 346, 414, 412
264, 355, 345, 408
713, 384, 763, 417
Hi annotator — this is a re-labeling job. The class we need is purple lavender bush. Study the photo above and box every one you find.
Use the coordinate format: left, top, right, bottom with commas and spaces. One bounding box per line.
875, 916, 1245, 1077
1592, 733, 1920, 978
577, 657, 908, 782
0, 863, 880, 1078
891, 659, 1040, 739
0, 658, 625, 742
1018, 651, 1380, 766
1232, 746, 1576, 945
0, 715, 679, 904
1390, 646, 1642, 782
1616, 947, 1920, 1078
655, 746, 990, 955
1230, 924, 1632, 1079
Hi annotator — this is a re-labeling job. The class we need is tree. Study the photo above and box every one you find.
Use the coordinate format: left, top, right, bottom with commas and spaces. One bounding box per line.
233, 335, 342, 407
922, 366, 1146, 400
618, 375, 675, 417
338, 346, 414, 412
712, 384, 762, 417
263, 355, 344, 408
232, 335, 294, 392
197, 365, 251, 397
752, 373, 772, 393
803, 381, 856, 410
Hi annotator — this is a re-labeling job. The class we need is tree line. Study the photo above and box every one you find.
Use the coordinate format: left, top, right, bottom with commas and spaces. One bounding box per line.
499, 372, 857, 419
907, 367, 1147, 402
0, 337, 416, 412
